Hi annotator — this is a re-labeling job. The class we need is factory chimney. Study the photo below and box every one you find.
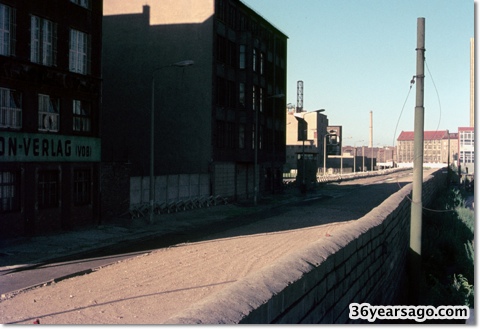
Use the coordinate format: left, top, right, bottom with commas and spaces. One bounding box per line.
369, 111, 373, 148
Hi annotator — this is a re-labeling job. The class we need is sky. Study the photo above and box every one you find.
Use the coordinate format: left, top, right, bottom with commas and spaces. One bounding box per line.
104, 0, 475, 147
241, 0, 474, 146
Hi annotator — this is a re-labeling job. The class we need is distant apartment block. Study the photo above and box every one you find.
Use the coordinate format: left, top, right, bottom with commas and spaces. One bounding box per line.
102, 0, 287, 208
396, 130, 458, 167
0, 0, 103, 237
458, 127, 474, 174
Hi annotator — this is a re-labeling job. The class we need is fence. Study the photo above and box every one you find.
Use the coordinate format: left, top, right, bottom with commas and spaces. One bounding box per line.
129, 174, 228, 217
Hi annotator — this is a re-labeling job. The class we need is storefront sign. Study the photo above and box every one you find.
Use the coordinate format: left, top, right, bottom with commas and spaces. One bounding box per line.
0, 132, 101, 162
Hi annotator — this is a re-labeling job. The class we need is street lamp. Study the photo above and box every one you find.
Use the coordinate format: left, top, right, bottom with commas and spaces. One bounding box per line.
294, 109, 325, 194
150, 60, 194, 224
254, 93, 285, 206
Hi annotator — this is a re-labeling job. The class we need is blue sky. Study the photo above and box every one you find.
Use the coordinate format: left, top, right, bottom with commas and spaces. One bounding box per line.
242, 0, 474, 146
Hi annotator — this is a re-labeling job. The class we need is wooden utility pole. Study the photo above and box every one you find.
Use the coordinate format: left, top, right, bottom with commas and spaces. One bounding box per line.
409, 17, 425, 304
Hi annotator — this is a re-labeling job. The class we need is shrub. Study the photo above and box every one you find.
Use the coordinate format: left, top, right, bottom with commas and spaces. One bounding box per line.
420, 187, 474, 308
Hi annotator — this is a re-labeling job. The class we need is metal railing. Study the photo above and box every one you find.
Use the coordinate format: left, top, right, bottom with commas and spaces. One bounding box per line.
128, 195, 229, 219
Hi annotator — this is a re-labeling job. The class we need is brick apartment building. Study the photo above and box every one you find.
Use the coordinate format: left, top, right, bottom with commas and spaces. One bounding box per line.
102, 0, 287, 210
0, 0, 103, 237
396, 130, 458, 166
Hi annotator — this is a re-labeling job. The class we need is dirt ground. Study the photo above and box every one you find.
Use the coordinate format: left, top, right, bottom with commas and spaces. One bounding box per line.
0, 219, 352, 324
0, 171, 427, 324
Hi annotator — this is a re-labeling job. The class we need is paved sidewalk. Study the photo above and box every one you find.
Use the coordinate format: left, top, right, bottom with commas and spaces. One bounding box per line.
0, 189, 310, 272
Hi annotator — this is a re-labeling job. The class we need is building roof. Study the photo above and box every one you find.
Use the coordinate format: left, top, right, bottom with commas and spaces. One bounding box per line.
447, 132, 458, 139
397, 130, 449, 141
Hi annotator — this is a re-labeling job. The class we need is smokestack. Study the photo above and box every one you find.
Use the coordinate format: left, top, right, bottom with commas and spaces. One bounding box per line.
296, 80, 303, 113
369, 111, 373, 148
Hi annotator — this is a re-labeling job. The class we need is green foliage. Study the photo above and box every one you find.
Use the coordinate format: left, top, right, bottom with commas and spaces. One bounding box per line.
452, 274, 474, 308
420, 186, 474, 309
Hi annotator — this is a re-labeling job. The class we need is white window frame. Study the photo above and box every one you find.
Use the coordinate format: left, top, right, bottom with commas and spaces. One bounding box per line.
30, 16, 56, 66
73, 99, 91, 132
38, 94, 59, 132
69, 29, 89, 74
0, 87, 22, 129
70, 0, 89, 9
0, 4, 15, 56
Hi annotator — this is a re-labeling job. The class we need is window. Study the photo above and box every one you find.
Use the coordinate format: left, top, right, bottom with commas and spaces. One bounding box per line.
239, 83, 245, 107
0, 4, 15, 56
239, 45, 246, 69
238, 14, 245, 31
259, 126, 263, 150
227, 122, 235, 148
228, 6, 236, 28
0, 87, 22, 129
253, 48, 257, 72
70, 0, 89, 9
259, 88, 263, 112
74, 169, 91, 205
38, 170, 59, 209
227, 80, 235, 108
30, 16, 56, 66
69, 29, 89, 74
227, 40, 236, 67
260, 52, 264, 75
252, 86, 256, 111
239, 124, 245, 149
38, 94, 59, 132
216, 77, 226, 107
216, 0, 225, 21
216, 35, 226, 63
0, 171, 20, 213
73, 100, 91, 132
216, 120, 225, 148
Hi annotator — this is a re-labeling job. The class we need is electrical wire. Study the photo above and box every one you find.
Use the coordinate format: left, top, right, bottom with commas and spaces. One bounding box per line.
425, 58, 443, 133
391, 62, 458, 213
392, 77, 415, 147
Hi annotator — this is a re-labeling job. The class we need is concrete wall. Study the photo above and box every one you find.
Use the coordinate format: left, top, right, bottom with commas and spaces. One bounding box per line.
213, 163, 236, 198
166, 169, 447, 324
130, 174, 210, 205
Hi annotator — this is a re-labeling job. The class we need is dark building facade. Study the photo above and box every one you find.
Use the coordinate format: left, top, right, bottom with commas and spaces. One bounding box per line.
0, 0, 102, 237
102, 0, 287, 208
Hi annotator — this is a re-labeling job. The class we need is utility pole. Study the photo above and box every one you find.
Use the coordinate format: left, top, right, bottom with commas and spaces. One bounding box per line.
409, 17, 425, 304
369, 111, 373, 171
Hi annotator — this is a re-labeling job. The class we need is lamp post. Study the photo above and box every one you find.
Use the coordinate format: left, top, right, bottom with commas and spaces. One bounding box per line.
150, 60, 194, 224
294, 109, 325, 194
254, 93, 284, 206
